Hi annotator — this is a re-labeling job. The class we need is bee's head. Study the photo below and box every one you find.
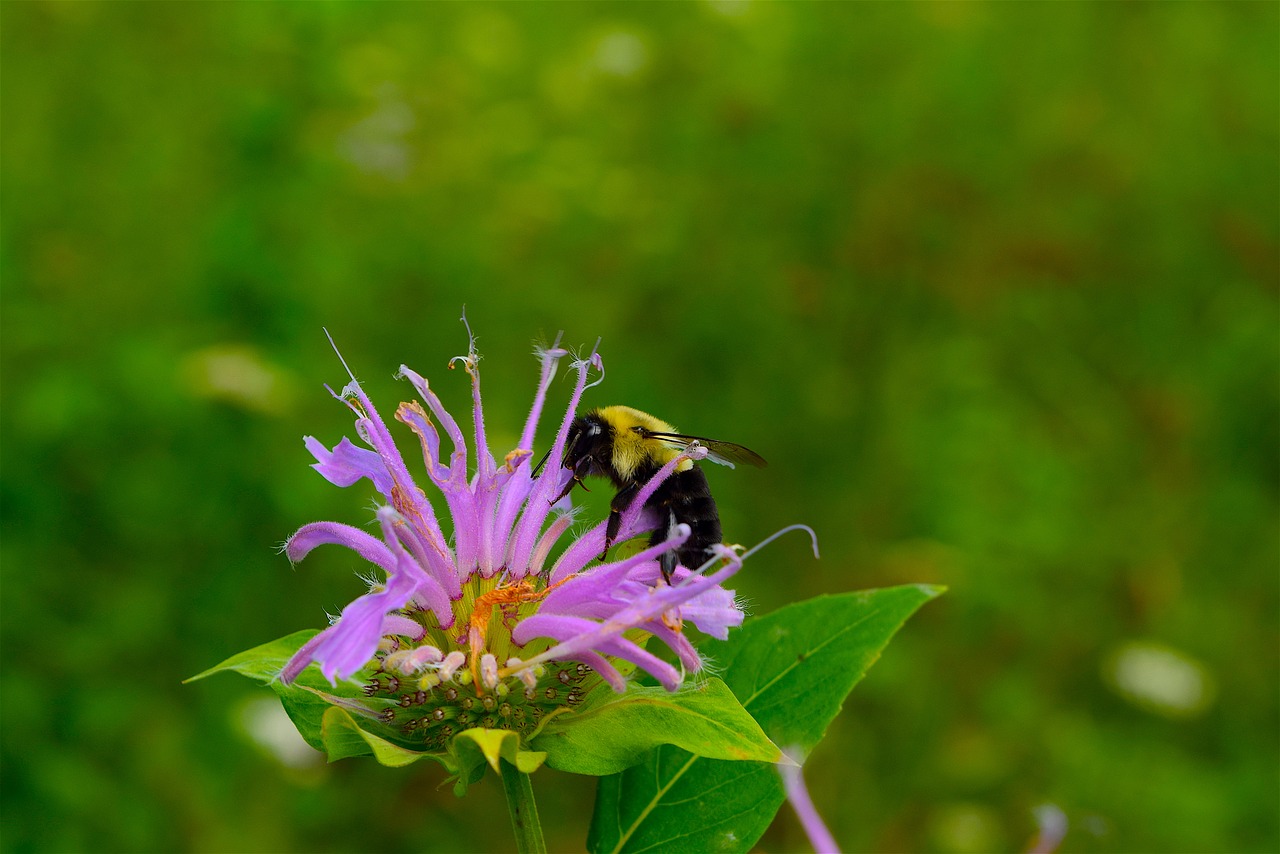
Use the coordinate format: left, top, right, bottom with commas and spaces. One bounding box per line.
563, 410, 611, 471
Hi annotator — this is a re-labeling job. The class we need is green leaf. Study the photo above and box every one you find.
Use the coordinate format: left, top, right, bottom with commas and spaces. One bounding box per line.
320, 705, 432, 767
450, 728, 547, 797
588, 584, 943, 854
187, 630, 337, 750
531, 677, 781, 776
187, 631, 439, 766
185, 630, 319, 684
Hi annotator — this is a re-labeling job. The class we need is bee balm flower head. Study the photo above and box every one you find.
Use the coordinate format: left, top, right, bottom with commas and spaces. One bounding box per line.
279, 328, 747, 748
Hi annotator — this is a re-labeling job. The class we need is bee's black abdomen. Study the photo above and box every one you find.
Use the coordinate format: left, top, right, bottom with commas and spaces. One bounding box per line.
650, 466, 722, 577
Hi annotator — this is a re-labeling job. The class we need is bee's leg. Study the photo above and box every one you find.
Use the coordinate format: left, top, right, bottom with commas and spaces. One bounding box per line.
549, 475, 578, 505
600, 483, 639, 561
657, 508, 679, 583
659, 548, 676, 584
550, 458, 593, 505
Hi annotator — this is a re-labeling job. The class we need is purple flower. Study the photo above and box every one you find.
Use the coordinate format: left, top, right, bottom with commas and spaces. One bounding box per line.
280, 326, 748, 745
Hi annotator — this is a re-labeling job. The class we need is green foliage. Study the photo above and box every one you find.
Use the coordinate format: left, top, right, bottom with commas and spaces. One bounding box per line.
191, 630, 778, 794
320, 706, 430, 769
188, 630, 438, 767
533, 678, 780, 776
450, 728, 546, 796
186, 630, 318, 686
2, 3, 1276, 852
589, 585, 942, 853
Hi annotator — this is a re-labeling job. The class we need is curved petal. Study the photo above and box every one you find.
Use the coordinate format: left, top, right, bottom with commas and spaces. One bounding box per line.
542, 531, 690, 615
381, 614, 426, 642
547, 504, 661, 585
286, 521, 396, 572
646, 621, 703, 672
512, 614, 681, 690
518, 337, 568, 452
493, 465, 537, 571
376, 508, 453, 628
515, 557, 745, 690
305, 436, 393, 497
397, 366, 468, 484
280, 628, 329, 684
293, 570, 419, 685
666, 566, 743, 639
508, 350, 600, 575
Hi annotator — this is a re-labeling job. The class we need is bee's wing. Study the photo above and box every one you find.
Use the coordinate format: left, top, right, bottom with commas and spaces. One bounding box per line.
646, 432, 768, 469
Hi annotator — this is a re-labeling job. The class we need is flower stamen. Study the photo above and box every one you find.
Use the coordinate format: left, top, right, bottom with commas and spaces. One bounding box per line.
466, 573, 577, 693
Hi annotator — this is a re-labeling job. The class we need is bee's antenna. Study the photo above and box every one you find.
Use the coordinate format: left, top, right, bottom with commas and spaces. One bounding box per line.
531, 446, 554, 477
534, 430, 579, 478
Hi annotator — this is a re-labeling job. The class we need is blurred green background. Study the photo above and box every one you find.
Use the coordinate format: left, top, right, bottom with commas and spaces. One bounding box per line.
2, 3, 1276, 852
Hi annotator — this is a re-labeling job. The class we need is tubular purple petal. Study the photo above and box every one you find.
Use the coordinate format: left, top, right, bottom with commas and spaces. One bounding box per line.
541, 531, 691, 616
547, 503, 662, 585
376, 508, 454, 628
473, 477, 503, 578
616, 449, 704, 535
546, 451, 697, 585
458, 311, 494, 479
545, 520, 608, 584
454, 340, 496, 484
647, 623, 703, 672
512, 614, 682, 690
664, 566, 744, 639
515, 557, 745, 688
392, 515, 462, 599
781, 759, 841, 854
401, 367, 484, 574
396, 398, 478, 574
286, 521, 396, 572
336, 380, 440, 537
397, 366, 468, 484
305, 436, 394, 497
281, 629, 330, 684
492, 465, 538, 572
507, 349, 600, 575
396, 400, 449, 482
593, 633, 683, 690
314, 570, 419, 684
518, 336, 567, 452
380, 614, 426, 642
527, 513, 575, 578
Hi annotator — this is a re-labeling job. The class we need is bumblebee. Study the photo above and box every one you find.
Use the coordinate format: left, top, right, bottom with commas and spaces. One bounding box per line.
551, 405, 766, 581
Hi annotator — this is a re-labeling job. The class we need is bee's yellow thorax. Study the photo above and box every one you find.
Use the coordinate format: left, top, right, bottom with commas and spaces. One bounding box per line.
596, 405, 692, 481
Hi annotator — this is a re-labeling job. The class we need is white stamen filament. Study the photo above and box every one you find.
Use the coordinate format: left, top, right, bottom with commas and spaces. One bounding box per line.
438, 650, 466, 681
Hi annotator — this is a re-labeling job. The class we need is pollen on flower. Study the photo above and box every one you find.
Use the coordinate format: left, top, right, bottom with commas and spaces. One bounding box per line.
278, 324, 753, 750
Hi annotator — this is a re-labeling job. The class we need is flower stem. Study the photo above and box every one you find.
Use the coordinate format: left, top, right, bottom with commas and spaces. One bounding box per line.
500, 759, 547, 854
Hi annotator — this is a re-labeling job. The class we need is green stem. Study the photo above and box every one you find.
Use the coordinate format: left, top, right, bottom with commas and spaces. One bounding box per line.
500, 758, 547, 854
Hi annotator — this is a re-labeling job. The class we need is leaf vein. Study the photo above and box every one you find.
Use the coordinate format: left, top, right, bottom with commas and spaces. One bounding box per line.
625, 801, 774, 854
742, 606, 883, 707
611, 753, 700, 854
